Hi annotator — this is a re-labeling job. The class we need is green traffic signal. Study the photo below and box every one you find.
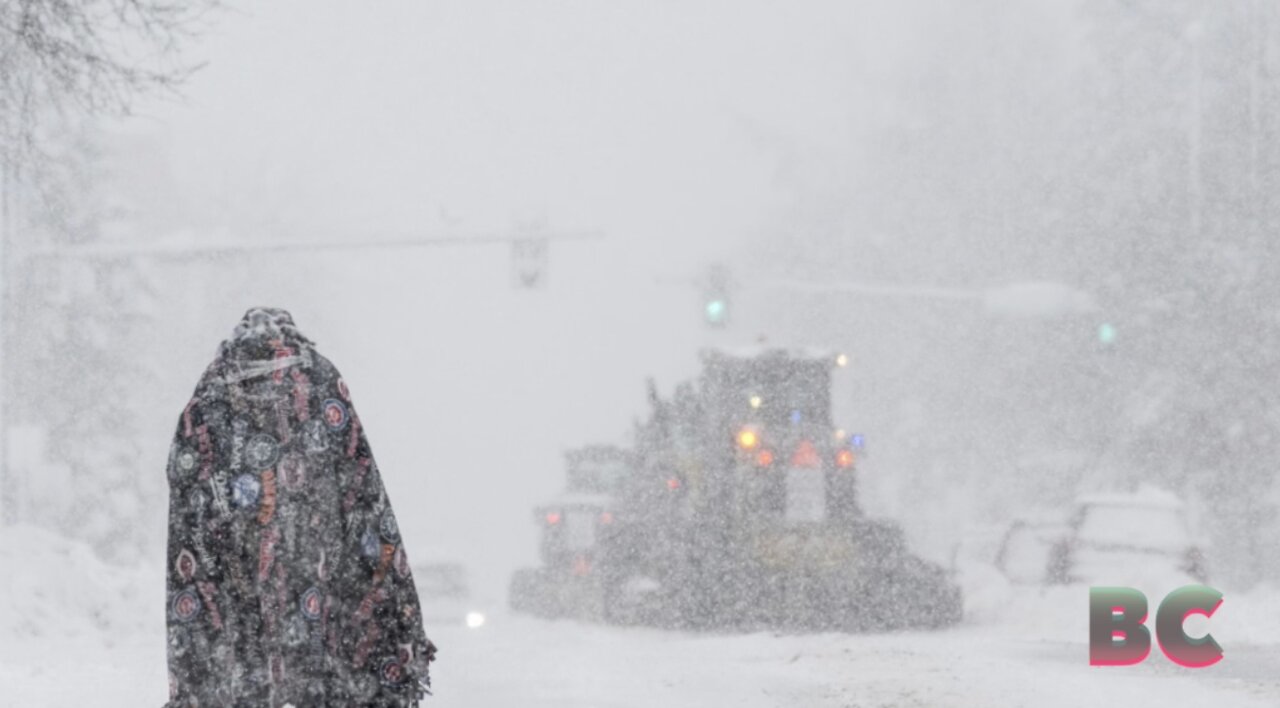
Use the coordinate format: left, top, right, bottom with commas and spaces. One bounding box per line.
702, 264, 731, 328
705, 298, 728, 326
1098, 322, 1116, 345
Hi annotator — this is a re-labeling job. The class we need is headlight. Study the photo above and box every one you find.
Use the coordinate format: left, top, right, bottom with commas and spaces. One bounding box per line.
466, 611, 486, 629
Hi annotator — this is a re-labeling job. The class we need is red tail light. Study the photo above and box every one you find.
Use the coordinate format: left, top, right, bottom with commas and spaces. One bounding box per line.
836, 449, 855, 468
791, 439, 821, 468
545, 511, 562, 526
666, 478, 681, 490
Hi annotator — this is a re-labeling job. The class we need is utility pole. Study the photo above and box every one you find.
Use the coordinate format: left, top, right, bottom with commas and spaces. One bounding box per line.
0, 159, 11, 525
1186, 18, 1205, 240
1250, 0, 1263, 199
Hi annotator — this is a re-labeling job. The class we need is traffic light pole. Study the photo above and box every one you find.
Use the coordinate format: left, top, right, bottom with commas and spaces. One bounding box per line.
32, 230, 604, 260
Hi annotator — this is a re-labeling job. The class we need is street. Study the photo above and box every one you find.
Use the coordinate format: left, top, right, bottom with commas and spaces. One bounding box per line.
7, 596, 1280, 707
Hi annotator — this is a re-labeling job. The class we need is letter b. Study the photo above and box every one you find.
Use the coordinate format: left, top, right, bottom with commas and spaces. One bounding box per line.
1089, 587, 1151, 666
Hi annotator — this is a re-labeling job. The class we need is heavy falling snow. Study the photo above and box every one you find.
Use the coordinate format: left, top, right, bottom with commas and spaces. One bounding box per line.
5, 1, 1280, 706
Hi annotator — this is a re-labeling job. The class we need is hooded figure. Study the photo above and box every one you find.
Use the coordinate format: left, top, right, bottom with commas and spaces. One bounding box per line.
164, 308, 435, 707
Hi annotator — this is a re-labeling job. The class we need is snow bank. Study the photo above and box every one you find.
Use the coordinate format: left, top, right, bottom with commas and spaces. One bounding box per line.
0, 524, 163, 646
1208, 582, 1280, 647
959, 553, 1280, 650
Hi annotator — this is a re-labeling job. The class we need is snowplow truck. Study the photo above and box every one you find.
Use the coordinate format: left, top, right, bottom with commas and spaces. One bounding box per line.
510, 347, 962, 632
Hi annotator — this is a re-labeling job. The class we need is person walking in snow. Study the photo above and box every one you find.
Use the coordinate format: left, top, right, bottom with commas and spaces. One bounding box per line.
164, 308, 436, 707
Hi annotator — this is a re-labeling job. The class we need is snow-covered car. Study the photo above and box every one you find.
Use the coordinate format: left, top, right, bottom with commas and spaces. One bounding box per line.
413, 561, 490, 630
1045, 488, 1207, 587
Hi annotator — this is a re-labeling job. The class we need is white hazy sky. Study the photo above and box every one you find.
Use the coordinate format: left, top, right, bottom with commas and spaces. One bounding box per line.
119, 1, 923, 249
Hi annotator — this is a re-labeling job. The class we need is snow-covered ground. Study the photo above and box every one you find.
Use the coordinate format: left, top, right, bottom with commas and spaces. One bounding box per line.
5, 525, 1280, 707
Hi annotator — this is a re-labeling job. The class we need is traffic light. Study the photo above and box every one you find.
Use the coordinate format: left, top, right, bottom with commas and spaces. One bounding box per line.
705, 298, 728, 326
1098, 322, 1117, 346
702, 264, 731, 328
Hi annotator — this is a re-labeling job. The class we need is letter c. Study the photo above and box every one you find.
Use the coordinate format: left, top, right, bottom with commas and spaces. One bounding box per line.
1156, 584, 1223, 668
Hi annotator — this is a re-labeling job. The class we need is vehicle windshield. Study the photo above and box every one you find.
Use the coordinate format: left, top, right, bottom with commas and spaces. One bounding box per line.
565, 509, 598, 550
1076, 505, 1186, 551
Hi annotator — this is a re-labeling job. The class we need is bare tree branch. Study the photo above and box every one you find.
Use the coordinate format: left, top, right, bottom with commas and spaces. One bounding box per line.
0, 0, 218, 167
